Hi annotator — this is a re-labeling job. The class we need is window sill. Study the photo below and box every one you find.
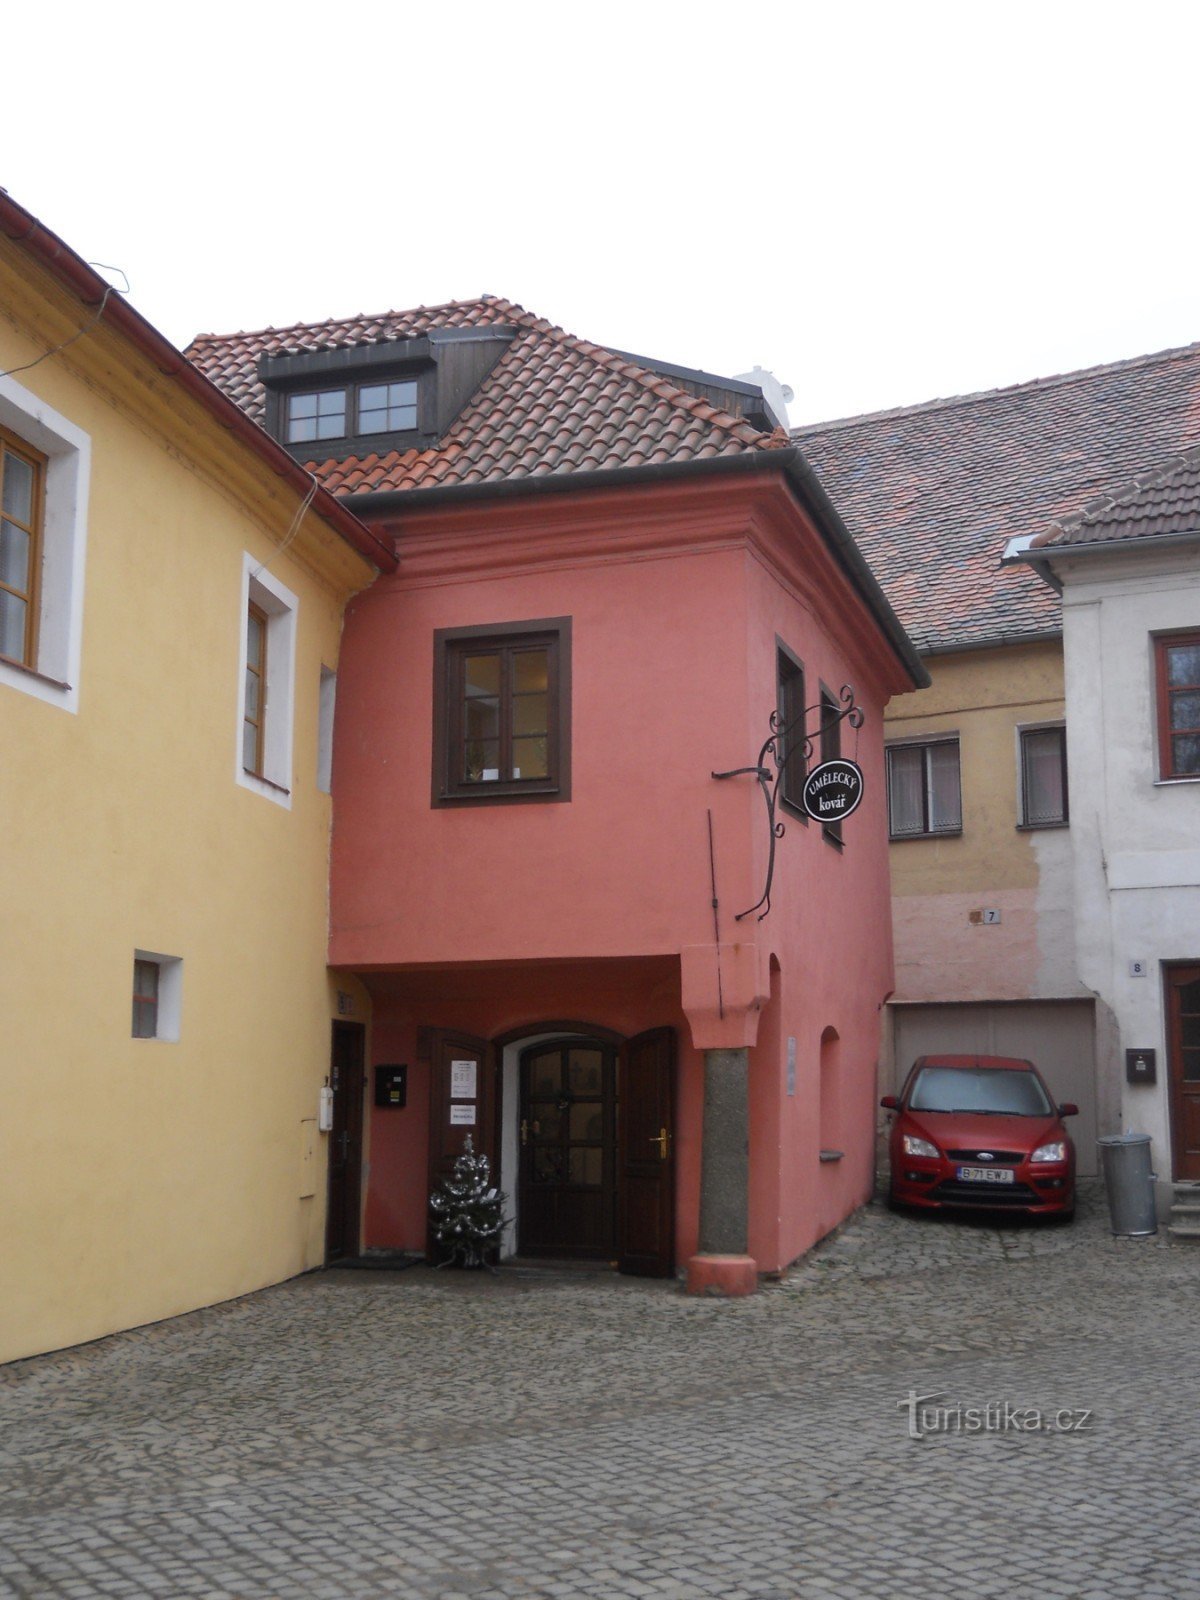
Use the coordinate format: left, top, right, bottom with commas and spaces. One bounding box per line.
889, 829, 963, 842
1016, 820, 1069, 831
1154, 776, 1200, 787
0, 652, 72, 691
238, 768, 293, 808
434, 786, 567, 809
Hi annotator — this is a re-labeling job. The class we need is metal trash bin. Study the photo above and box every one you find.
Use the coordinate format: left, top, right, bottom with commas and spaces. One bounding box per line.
1097, 1133, 1158, 1237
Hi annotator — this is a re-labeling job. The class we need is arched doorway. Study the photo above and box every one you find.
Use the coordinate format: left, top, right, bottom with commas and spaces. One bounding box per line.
492, 1022, 676, 1274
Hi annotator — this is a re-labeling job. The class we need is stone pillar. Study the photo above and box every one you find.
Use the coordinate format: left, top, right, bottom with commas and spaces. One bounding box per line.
687, 1046, 758, 1296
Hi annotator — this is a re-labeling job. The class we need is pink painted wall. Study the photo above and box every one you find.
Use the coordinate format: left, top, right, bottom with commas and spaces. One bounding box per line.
331, 475, 913, 1275
357, 957, 703, 1259
740, 543, 898, 1269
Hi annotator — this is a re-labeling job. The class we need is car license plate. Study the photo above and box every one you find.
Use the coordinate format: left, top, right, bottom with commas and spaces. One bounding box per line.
957, 1165, 1014, 1184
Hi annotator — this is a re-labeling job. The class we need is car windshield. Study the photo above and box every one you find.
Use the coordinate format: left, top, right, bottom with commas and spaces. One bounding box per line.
908, 1065, 1053, 1116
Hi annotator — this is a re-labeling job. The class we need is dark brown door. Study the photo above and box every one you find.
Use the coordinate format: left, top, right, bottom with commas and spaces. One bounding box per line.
519, 1038, 617, 1258
1167, 965, 1200, 1181
326, 1021, 365, 1262
618, 1027, 676, 1278
426, 1030, 495, 1258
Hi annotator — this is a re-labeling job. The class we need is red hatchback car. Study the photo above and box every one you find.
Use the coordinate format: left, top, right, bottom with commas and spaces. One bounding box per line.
882, 1054, 1077, 1219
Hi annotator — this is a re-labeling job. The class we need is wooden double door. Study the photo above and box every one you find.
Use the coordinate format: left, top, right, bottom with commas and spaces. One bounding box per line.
1168, 965, 1200, 1181
426, 1026, 675, 1276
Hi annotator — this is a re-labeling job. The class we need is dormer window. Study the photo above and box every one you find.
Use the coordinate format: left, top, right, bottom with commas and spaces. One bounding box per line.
260, 326, 518, 464
285, 389, 347, 445
359, 381, 418, 435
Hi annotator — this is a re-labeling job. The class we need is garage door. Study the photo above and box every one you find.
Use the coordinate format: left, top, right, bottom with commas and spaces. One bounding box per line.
892, 1001, 1098, 1176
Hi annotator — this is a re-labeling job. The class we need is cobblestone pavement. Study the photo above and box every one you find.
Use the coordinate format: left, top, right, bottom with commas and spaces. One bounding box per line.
3, 1182, 1199, 1599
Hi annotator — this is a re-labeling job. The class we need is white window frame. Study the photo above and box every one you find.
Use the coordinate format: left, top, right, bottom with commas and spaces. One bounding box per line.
132, 949, 183, 1042
236, 554, 297, 807
0, 374, 90, 712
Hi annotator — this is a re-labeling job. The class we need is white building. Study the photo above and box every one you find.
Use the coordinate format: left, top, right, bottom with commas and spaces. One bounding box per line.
1009, 447, 1200, 1217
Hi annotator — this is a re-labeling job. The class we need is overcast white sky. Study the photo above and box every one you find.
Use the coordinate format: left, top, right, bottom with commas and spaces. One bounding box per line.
6, 0, 1199, 424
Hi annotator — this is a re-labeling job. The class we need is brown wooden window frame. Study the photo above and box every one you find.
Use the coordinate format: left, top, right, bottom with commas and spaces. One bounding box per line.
432, 617, 572, 806
0, 423, 47, 672
1155, 629, 1200, 781
775, 639, 808, 822
243, 599, 269, 778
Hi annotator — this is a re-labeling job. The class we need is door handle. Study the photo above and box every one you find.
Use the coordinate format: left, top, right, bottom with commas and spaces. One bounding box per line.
649, 1126, 669, 1159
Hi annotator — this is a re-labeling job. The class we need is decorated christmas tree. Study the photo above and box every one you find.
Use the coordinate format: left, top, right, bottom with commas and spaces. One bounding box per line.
429, 1136, 510, 1269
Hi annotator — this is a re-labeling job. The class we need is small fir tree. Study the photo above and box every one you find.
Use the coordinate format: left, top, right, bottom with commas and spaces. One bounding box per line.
429, 1136, 510, 1269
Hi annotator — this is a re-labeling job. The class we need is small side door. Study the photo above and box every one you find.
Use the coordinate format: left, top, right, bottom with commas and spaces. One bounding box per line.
617, 1027, 676, 1277
426, 1030, 495, 1258
326, 1020, 365, 1262
1167, 965, 1200, 1181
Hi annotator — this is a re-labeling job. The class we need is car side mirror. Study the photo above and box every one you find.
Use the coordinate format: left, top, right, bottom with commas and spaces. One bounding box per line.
880, 1095, 900, 1111
1058, 1102, 1079, 1117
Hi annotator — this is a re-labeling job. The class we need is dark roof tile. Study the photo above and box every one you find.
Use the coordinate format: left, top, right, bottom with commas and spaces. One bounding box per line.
794, 343, 1200, 650
1033, 443, 1200, 549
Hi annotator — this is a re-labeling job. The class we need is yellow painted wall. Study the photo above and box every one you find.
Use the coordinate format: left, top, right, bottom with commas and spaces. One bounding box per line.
885, 641, 1064, 895
883, 640, 1079, 1005
0, 247, 376, 1363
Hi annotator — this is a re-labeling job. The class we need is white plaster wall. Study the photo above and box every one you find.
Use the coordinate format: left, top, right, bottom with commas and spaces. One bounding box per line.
1059, 547, 1200, 1188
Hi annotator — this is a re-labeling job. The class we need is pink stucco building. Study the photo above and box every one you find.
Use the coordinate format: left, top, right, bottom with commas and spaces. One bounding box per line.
191, 302, 926, 1288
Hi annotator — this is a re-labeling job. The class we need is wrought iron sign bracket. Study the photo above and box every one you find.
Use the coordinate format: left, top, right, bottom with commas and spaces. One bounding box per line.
712, 683, 864, 922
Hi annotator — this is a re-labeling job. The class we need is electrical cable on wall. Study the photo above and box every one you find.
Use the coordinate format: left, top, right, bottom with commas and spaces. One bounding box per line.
252, 470, 320, 579
0, 264, 129, 381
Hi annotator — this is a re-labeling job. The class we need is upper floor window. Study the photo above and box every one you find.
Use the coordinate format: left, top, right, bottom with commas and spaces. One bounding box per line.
1020, 725, 1068, 826
432, 618, 571, 806
0, 378, 90, 713
887, 738, 962, 839
243, 600, 268, 776
359, 380, 418, 435
775, 642, 807, 817
0, 426, 45, 669
283, 379, 421, 447
285, 389, 346, 445
1156, 631, 1200, 780
236, 556, 297, 807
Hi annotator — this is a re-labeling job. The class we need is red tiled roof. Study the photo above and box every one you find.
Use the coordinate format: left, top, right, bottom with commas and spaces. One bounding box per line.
1032, 443, 1200, 549
793, 343, 1200, 652
186, 298, 788, 497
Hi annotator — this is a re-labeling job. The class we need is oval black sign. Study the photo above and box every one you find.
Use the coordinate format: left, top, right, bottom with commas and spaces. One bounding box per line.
801, 759, 864, 823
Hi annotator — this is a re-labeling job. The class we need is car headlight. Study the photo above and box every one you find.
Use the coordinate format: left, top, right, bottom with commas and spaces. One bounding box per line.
902, 1133, 939, 1159
1031, 1141, 1067, 1163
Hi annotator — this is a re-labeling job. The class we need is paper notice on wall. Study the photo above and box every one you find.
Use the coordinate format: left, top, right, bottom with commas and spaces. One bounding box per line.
450, 1060, 477, 1099
787, 1036, 797, 1097
449, 1103, 477, 1126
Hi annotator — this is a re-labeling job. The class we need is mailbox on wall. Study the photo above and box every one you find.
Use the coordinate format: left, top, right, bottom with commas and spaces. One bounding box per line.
1126, 1049, 1156, 1086
374, 1064, 408, 1108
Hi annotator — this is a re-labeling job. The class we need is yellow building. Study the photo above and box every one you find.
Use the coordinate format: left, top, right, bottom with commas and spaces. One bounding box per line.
797, 342, 1200, 1169
0, 196, 391, 1364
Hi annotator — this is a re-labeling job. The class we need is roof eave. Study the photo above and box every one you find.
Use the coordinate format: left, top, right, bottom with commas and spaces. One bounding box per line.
349, 446, 928, 691
0, 193, 396, 575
